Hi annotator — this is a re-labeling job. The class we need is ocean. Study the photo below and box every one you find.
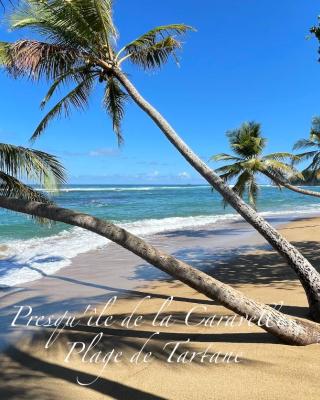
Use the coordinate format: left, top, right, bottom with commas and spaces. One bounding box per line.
1, 184, 320, 287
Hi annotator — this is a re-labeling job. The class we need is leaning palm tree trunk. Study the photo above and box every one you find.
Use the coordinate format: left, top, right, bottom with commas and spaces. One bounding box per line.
0, 196, 319, 346
263, 169, 320, 198
113, 68, 320, 320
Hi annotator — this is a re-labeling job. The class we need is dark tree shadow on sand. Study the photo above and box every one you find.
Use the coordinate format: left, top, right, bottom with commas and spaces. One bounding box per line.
0, 312, 268, 399
2, 222, 320, 398
0, 345, 168, 400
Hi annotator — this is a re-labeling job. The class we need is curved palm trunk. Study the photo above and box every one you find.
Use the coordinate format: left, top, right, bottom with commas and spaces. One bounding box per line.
113, 68, 320, 320
0, 196, 319, 345
263, 170, 320, 198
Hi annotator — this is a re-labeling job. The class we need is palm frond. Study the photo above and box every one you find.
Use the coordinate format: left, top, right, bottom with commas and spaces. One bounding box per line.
303, 153, 320, 174
310, 116, 320, 140
240, 158, 264, 172
216, 164, 244, 185
210, 153, 242, 162
91, 0, 117, 41
273, 161, 303, 179
246, 174, 259, 209
0, 41, 10, 65
103, 75, 128, 145
293, 150, 319, 162
0, 143, 66, 188
226, 121, 266, 157
3, 39, 81, 81
293, 138, 319, 151
263, 152, 300, 162
118, 24, 194, 69
215, 162, 243, 175
233, 170, 252, 199
31, 73, 97, 141
10, 0, 116, 52
0, 171, 51, 203
40, 65, 94, 109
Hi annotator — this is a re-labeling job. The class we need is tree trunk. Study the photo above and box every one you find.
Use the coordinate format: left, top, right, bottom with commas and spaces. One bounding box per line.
263, 170, 320, 198
113, 68, 320, 321
1, 196, 320, 345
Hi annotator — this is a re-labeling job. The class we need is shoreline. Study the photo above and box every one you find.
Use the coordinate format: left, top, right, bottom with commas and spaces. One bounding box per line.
1, 214, 320, 398
1, 209, 318, 288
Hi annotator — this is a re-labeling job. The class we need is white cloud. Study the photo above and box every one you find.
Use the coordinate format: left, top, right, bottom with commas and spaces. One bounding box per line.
88, 148, 119, 157
147, 170, 160, 178
178, 171, 190, 179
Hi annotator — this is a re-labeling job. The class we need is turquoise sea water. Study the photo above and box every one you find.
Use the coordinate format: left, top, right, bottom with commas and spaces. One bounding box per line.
1, 184, 320, 286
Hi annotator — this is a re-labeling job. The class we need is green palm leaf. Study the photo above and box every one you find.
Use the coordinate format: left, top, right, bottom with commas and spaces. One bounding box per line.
293, 138, 318, 151
0, 143, 66, 187
263, 152, 300, 162
226, 122, 266, 157
10, 0, 116, 51
246, 174, 259, 209
31, 73, 97, 141
211, 121, 307, 208
292, 117, 320, 182
2, 39, 81, 81
40, 65, 95, 109
233, 170, 252, 199
263, 159, 304, 180
0, 171, 52, 203
103, 75, 128, 145
0, 142, 66, 222
294, 150, 319, 161
210, 153, 242, 162
117, 24, 194, 69
2, 2, 195, 144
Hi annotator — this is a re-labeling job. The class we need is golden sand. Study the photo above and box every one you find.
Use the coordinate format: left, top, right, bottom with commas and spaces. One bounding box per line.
1, 217, 320, 399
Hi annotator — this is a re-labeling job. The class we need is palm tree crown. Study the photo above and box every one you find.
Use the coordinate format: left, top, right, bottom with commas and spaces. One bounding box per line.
293, 117, 320, 183
211, 122, 301, 208
0, 142, 65, 203
0, 0, 193, 144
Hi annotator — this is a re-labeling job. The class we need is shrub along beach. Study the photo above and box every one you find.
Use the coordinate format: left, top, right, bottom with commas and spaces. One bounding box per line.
1, 1, 320, 399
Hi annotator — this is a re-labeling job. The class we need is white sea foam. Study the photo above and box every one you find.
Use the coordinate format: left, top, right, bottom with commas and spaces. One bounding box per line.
1, 205, 320, 287
38, 185, 209, 192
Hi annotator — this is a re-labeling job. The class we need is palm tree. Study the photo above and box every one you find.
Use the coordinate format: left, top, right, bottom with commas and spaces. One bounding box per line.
1, 0, 320, 320
1, 195, 320, 346
211, 121, 320, 209
293, 117, 320, 183
0, 142, 65, 204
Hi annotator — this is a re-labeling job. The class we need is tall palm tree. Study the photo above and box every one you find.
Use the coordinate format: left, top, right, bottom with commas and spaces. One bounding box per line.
212, 122, 320, 209
0, 142, 65, 203
1, 0, 320, 320
293, 117, 320, 183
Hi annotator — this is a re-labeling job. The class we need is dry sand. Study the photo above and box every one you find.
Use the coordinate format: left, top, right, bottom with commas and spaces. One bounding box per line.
1, 216, 320, 399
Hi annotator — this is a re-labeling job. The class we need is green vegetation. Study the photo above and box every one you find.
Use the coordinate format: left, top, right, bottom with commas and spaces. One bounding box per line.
211, 122, 302, 208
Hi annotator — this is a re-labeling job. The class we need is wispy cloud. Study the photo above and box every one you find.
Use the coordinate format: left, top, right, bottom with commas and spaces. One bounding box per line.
88, 148, 119, 157
178, 171, 190, 179
147, 170, 160, 178
136, 160, 171, 166
60, 148, 119, 158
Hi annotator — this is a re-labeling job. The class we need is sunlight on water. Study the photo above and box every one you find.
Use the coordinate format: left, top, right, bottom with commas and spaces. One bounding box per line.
1, 184, 320, 286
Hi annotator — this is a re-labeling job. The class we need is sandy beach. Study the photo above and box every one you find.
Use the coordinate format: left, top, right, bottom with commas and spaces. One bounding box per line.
1, 214, 320, 399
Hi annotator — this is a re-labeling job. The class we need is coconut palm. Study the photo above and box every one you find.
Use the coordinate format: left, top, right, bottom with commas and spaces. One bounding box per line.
211, 121, 320, 209
1, 0, 320, 320
0, 142, 65, 203
293, 117, 320, 183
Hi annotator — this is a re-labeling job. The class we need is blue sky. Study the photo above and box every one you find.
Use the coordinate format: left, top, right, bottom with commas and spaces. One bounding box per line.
1, 0, 320, 184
